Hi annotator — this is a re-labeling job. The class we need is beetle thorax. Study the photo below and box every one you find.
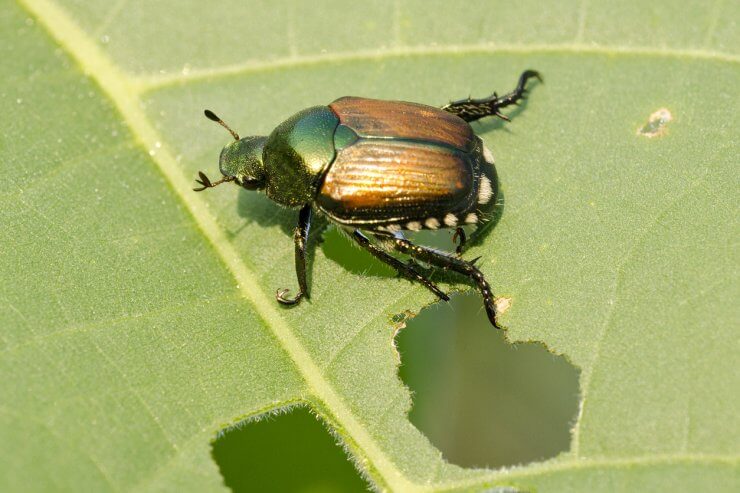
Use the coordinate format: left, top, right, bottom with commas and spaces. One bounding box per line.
261, 105, 340, 207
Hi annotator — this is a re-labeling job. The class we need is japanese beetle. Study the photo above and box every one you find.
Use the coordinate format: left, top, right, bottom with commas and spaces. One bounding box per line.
196, 70, 541, 328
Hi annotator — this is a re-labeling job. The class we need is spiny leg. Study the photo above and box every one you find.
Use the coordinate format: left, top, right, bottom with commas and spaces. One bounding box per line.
277, 204, 312, 305
351, 230, 449, 302
441, 70, 542, 123
391, 237, 501, 329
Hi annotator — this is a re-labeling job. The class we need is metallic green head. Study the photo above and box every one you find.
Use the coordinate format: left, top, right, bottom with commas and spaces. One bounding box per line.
219, 136, 267, 190
193, 109, 268, 193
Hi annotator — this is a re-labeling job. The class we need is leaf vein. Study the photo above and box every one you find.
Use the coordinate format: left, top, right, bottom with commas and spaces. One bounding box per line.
571, 172, 711, 455
135, 43, 740, 94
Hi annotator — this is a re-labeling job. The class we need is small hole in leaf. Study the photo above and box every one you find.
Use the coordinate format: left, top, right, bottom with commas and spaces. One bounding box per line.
637, 108, 672, 138
212, 407, 369, 492
397, 292, 581, 468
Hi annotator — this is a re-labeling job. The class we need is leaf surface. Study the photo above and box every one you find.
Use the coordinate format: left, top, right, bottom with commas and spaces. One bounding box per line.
2, 0, 738, 490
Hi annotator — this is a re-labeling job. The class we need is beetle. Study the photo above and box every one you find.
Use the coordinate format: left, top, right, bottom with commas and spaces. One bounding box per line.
195, 70, 541, 328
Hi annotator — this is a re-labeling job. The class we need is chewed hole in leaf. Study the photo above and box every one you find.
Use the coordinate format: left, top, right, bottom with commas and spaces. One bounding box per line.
212, 407, 369, 492
637, 108, 673, 138
397, 292, 581, 468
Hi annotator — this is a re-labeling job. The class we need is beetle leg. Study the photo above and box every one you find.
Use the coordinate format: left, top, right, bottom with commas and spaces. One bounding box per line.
391, 238, 502, 329
452, 227, 467, 255
276, 204, 312, 306
441, 70, 542, 123
351, 230, 449, 302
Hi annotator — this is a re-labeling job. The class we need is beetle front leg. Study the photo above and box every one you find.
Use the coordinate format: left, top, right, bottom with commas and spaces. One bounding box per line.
276, 204, 312, 306
391, 237, 501, 329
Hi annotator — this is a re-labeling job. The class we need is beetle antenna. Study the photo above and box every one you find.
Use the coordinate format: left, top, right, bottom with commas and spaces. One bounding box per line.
204, 109, 240, 141
193, 171, 235, 191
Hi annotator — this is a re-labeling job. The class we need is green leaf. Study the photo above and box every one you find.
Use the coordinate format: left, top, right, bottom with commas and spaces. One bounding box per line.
2, 0, 738, 491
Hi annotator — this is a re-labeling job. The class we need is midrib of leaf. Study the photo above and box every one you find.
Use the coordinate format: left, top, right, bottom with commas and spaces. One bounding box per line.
17, 0, 415, 490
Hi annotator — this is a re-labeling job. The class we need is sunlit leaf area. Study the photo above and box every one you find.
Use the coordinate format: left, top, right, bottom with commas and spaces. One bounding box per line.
1, 0, 737, 491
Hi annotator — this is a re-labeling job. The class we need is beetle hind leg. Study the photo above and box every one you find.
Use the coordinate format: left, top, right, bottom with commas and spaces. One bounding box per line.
391, 237, 502, 329
441, 70, 542, 123
351, 230, 449, 302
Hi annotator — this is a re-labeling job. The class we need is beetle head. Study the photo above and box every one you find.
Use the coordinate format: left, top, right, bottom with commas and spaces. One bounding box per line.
218, 136, 267, 190
194, 110, 267, 192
